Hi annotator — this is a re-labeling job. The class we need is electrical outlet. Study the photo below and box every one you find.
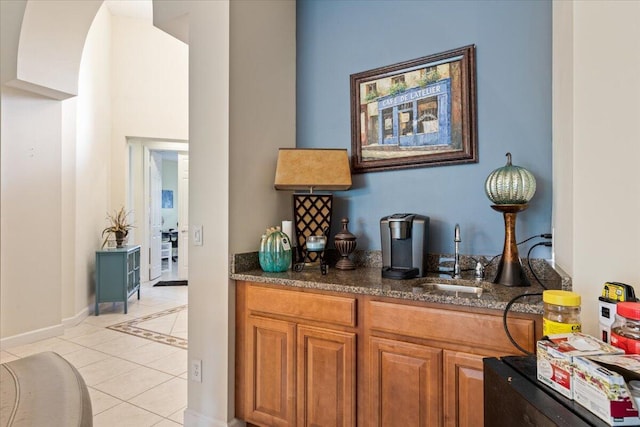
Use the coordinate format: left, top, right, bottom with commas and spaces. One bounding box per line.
191, 359, 202, 382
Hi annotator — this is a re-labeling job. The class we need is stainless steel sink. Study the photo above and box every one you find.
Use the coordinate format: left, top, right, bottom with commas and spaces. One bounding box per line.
422, 283, 483, 298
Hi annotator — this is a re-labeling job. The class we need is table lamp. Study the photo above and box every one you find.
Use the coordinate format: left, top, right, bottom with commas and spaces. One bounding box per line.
274, 148, 352, 263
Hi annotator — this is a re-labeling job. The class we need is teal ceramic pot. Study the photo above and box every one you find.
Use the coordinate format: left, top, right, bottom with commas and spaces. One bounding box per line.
259, 230, 292, 272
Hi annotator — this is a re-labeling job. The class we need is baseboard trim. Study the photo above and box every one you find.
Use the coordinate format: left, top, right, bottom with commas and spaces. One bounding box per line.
0, 323, 64, 350
183, 409, 245, 427
62, 306, 90, 328
1, 306, 90, 350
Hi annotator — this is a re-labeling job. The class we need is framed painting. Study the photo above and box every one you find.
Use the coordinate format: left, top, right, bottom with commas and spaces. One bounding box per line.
350, 45, 477, 173
162, 190, 173, 208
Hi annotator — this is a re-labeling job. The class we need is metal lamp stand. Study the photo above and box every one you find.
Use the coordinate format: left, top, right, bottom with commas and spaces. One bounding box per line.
292, 193, 332, 264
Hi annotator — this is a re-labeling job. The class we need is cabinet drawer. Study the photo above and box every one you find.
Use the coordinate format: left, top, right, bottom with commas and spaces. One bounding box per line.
368, 300, 536, 354
246, 285, 357, 328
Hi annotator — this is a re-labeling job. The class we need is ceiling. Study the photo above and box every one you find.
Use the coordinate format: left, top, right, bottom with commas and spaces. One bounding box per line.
104, 0, 152, 21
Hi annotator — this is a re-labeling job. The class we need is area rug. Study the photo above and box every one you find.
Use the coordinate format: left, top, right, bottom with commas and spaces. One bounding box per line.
107, 305, 188, 349
153, 280, 188, 286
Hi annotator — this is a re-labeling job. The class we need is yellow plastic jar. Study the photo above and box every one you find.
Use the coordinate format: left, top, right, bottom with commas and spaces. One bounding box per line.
543, 290, 581, 336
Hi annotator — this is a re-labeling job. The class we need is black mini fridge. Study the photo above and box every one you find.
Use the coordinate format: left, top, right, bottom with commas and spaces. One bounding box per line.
484, 356, 612, 427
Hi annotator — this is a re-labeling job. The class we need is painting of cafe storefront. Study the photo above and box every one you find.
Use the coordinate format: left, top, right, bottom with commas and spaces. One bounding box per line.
359, 63, 462, 154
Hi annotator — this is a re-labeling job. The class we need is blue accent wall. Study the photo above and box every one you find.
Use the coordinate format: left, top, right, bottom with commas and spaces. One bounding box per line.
297, 0, 552, 257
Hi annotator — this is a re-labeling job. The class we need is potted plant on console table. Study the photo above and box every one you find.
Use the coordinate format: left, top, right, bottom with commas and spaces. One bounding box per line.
101, 207, 134, 248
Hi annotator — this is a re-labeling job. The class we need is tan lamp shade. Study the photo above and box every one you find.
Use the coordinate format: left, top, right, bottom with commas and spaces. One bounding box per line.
274, 148, 352, 191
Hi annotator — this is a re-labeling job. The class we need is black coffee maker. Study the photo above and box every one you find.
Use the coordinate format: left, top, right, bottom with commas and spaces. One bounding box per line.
380, 213, 429, 279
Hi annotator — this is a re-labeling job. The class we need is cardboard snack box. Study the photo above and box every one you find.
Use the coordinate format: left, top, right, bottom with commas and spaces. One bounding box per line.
573, 355, 640, 426
587, 354, 640, 382
537, 333, 624, 399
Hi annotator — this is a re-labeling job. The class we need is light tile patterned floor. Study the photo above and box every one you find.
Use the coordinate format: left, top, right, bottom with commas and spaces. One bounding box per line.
107, 305, 188, 349
0, 267, 188, 426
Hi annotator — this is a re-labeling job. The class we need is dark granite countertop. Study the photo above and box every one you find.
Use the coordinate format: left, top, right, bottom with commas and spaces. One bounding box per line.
230, 251, 571, 315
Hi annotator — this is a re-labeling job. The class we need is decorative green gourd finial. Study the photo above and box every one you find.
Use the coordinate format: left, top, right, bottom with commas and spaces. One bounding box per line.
485, 152, 536, 205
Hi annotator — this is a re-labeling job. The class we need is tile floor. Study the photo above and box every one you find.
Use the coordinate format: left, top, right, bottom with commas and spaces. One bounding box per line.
0, 264, 188, 427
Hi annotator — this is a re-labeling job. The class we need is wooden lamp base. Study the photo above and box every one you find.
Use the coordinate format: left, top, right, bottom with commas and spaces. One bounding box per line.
491, 204, 530, 287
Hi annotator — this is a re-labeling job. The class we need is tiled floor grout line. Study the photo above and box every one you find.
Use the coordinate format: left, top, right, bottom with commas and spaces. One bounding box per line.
89, 374, 182, 414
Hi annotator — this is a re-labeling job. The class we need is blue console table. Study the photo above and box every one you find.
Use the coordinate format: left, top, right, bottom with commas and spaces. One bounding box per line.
95, 245, 141, 315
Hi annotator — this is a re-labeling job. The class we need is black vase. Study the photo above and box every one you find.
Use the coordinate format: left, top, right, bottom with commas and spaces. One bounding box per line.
115, 231, 127, 248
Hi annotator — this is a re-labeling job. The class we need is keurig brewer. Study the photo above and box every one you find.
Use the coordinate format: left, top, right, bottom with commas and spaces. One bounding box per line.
380, 213, 429, 279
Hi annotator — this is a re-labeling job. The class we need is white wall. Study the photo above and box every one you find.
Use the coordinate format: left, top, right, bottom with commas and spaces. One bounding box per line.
553, 1, 640, 336
0, 0, 89, 340
184, 2, 232, 423
551, 0, 573, 276
72, 4, 112, 320
153, 1, 296, 424
110, 13, 188, 224
6, 0, 101, 99
229, 0, 297, 252
61, 94, 78, 319
0, 87, 64, 338
0, 0, 26, 88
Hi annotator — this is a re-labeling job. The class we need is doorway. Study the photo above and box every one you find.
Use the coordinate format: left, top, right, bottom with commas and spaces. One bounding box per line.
129, 139, 189, 283
151, 149, 190, 282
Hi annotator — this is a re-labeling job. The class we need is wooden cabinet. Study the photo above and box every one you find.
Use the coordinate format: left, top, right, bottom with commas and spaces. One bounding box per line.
95, 245, 140, 315
246, 315, 296, 427
236, 281, 542, 427
365, 299, 540, 427
443, 350, 484, 427
297, 325, 356, 427
237, 283, 357, 427
368, 336, 442, 427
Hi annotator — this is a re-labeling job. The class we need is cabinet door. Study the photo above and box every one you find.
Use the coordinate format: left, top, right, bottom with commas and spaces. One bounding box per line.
246, 316, 296, 427
127, 251, 135, 292
132, 248, 140, 287
443, 350, 484, 427
297, 325, 356, 427
96, 252, 126, 301
369, 336, 442, 427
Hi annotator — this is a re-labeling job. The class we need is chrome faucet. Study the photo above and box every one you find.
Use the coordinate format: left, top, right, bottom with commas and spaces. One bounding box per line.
453, 224, 462, 279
